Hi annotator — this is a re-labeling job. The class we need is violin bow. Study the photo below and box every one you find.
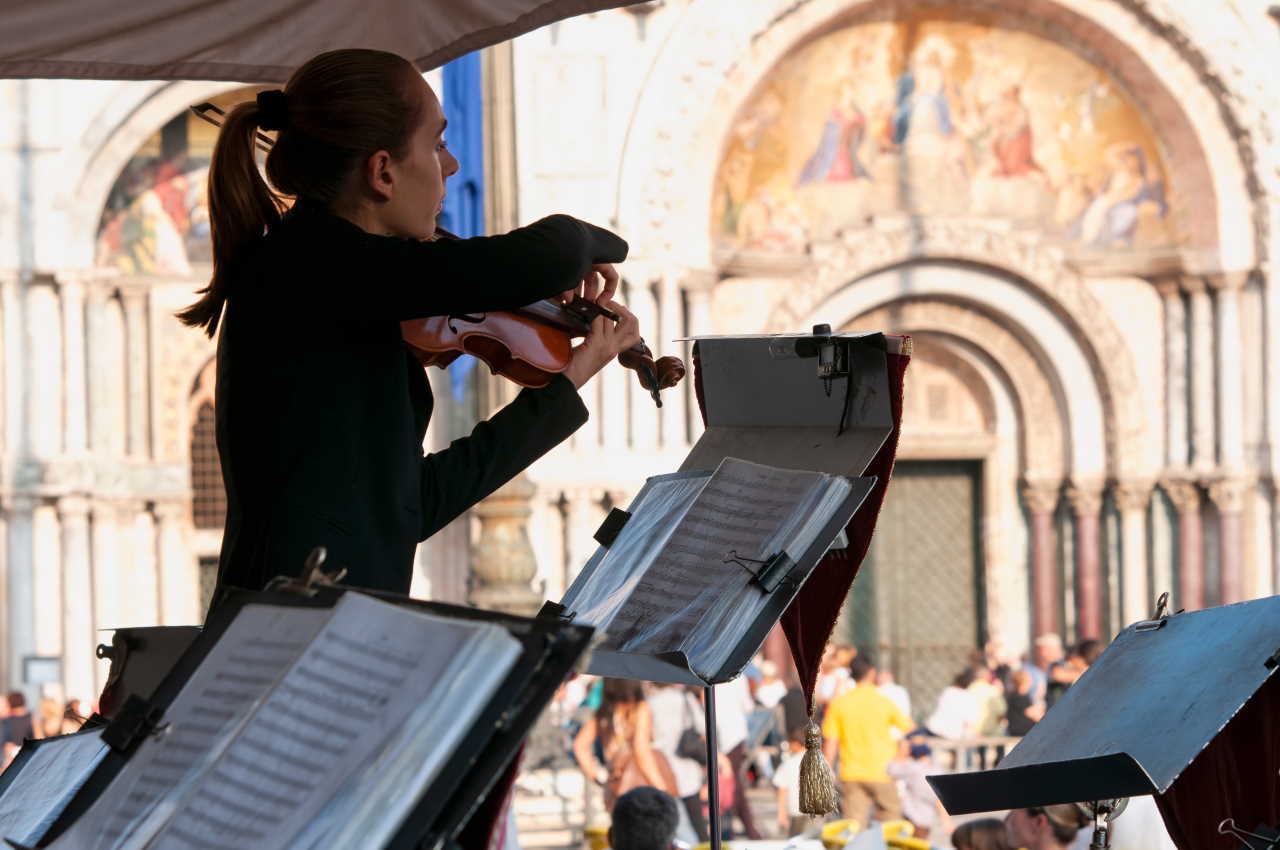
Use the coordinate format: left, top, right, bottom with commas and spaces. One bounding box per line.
190, 101, 274, 154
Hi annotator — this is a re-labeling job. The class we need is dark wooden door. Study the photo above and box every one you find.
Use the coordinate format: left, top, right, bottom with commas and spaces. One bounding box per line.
837, 460, 985, 719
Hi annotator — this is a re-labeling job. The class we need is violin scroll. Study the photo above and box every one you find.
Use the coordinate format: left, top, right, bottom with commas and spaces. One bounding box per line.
617, 344, 686, 408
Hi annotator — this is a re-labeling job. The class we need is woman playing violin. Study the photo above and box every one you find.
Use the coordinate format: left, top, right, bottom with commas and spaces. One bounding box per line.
179, 48, 640, 600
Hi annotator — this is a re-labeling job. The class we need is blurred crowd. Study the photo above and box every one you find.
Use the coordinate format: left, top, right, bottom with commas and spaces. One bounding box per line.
561, 632, 1109, 848
0, 692, 86, 769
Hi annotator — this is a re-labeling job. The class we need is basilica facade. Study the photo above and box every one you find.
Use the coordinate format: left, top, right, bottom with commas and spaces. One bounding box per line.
0, 0, 1277, 710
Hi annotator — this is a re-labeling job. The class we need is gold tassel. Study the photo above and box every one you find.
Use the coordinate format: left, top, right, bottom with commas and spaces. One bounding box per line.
798, 717, 840, 815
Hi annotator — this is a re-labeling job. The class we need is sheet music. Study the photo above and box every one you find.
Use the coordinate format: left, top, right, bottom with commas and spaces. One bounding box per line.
604, 459, 825, 653
292, 617, 522, 849
0, 728, 109, 846
128, 592, 505, 850
49, 604, 332, 850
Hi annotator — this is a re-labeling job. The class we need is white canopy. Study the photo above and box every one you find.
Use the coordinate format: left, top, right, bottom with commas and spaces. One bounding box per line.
0, 0, 639, 82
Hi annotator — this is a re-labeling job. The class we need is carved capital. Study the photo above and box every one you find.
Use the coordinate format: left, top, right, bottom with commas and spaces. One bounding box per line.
1161, 478, 1202, 513
678, 267, 720, 293
1113, 480, 1154, 513
55, 495, 90, 522
1180, 275, 1208, 296
1020, 479, 1061, 514
1065, 480, 1105, 517
1150, 274, 1182, 298
152, 500, 188, 523
1205, 270, 1251, 291
1207, 476, 1252, 515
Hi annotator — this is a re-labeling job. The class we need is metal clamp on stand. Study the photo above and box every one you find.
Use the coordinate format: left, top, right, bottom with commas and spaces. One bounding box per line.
724, 550, 796, 594
101, 693, 169, 753
1220, 818, 1280, 850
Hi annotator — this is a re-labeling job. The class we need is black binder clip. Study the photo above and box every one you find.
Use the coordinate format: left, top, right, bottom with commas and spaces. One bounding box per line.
1219, 818, 1280, 850
101, 693, 169, 753
724, 550, 795, 593
593, 509, 632, 548
536, 600, 576, 622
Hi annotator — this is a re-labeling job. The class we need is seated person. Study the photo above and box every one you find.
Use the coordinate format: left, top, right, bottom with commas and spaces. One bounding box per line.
610, 786, 679, 850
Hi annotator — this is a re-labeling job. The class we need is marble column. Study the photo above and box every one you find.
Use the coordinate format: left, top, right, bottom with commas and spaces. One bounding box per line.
2, 273, 27, 455
6, 494, 36, 691
659, 273, 691, 449
60, 275, 89, 455
1185, 277, 1216, 473
680, 270, 717, 448
1114, 481, 1153, 626
87, 286, 127, 455
26, 281, 63, 457
1154, 278, 1189, 470
1208, 477, 1250, 605
123, 501, 159, 626
1211, 273, 1249, 472
469, 476, 542, 615
155, 501, 199, 625
58, 496, 95, 704
1022, 480, 1061, 638
90, 500, 121, 690
32, 501, 62, 658
1067, 482, 1104, 639
1162, 479, 1203, 610
628, 274, 660, 452
120, 287, 151, 458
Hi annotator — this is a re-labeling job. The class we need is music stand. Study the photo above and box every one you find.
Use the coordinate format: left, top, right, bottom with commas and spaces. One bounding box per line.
928, 594, 1280, 848
550, 329, 897, 848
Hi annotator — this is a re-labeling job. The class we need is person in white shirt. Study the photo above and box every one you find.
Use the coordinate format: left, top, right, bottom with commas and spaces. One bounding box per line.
877, 670, 912, 719
755, 660, 788, 709
925, 668, 982, 740
771, 726, 814, 837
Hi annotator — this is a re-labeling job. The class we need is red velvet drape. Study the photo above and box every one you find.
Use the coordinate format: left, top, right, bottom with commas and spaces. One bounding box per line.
1154, 671, 1280, 849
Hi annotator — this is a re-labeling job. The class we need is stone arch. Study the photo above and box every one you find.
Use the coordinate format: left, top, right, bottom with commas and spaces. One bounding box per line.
66, 80, 247, 266
793, 263, 1116, 478
850, 299, 1068, 480
617, 0, 1263, 271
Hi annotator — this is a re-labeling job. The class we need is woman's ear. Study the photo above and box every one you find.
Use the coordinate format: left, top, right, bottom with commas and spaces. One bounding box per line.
363, 150, 395, 202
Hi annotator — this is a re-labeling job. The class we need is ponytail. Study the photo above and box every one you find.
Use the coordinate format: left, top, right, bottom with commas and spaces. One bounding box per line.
176, 101, 284, 337
177, 50, 423, 338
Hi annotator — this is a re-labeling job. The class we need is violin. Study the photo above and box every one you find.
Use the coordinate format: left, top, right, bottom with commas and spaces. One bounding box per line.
401, 229, 686, 406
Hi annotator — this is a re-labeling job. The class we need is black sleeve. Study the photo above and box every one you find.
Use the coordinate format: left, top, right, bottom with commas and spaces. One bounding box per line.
417, 374, 589, 540
307, 214, 627, 321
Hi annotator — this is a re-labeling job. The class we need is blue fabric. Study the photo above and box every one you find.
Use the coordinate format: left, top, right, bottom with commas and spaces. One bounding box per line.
440, 52, 486, 401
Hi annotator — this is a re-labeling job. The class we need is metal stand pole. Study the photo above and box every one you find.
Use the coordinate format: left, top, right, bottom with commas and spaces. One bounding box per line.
705, 685, 721, 850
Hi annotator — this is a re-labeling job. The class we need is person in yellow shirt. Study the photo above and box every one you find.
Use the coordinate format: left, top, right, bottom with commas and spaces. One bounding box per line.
822, 653, 916, 824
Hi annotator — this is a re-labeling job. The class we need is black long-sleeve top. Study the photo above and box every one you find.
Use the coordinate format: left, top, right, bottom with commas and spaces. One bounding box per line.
213, 203, 627, 597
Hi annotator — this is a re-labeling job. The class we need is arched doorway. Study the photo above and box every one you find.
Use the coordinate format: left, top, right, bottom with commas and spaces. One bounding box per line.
834, 338, 997, 716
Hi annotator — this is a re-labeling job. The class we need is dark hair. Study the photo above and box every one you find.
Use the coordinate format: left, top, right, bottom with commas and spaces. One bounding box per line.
597, 679, 646, 750
788, 725, 807, 745
1031, 805, 1089, 844
178, 48, 426, 336
849, 653, 875, 682
1077, 639, 1103, 665
6, 691, 24, 710
610, 786, 678, 850
953, 667, 977, 689
952, 817, 1010, 850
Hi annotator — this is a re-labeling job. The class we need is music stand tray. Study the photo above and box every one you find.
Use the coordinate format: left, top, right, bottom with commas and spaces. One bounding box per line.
929, 595, 1280, 814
